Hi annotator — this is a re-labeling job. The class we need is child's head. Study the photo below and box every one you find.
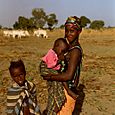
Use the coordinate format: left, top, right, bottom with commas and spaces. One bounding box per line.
9, 59, 26, 86
53, 38, 69, 60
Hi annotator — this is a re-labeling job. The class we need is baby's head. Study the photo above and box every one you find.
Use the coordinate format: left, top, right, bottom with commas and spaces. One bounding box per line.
9, 59, 26, 86
53, 38, 69, 60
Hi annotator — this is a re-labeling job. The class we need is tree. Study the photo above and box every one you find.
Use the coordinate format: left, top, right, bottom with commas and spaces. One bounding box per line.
18, 16, 30, 29
13, 21, 20, 29
13, 16, 29, 29
0, 25, 2, 29
60, 24, 65, 29
80, 16, 91, 28
89, 20, 105, 29
32, 8, 46, 28
13, 16, 36, 30
27, 17, 36, 29
46, 13, 58, 30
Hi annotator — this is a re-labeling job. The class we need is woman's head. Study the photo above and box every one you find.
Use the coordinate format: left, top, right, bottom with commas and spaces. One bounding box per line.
9, 59, 26, 86
65, 16, 82, 44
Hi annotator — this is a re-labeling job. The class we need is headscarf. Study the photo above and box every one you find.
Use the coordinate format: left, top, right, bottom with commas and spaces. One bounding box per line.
65, 16, 82, 31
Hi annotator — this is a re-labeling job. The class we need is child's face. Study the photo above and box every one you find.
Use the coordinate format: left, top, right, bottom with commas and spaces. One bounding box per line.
10, 67, 26, 86
56, 44, 68, 60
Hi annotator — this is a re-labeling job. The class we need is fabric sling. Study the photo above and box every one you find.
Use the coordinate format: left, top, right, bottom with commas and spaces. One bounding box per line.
39, 61, 66, 115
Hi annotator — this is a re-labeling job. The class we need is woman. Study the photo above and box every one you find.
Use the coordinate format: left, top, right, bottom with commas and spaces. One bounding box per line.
43, 16, 83, 115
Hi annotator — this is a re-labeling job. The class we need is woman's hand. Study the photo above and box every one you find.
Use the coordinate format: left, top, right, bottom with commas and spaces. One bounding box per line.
42, 74, 52, 80
68, 90, 78, 100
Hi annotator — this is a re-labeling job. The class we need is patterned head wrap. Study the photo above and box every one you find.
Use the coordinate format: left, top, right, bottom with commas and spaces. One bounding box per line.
65, 16, 82, 31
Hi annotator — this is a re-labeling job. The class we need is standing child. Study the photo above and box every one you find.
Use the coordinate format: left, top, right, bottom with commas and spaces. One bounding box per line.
39, 38, 78, 115
7, 59, 41, 115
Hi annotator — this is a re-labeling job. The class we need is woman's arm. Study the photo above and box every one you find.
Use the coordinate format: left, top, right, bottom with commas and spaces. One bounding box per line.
63, 82, 78, 100
43, 48, 81, 82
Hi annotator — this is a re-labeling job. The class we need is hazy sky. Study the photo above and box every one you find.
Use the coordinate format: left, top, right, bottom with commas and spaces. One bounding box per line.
0, 0, 115, 27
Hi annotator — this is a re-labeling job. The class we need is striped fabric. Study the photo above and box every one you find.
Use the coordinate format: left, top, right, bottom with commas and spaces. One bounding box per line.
39, 61, 66, 115
7, 81, 41, 115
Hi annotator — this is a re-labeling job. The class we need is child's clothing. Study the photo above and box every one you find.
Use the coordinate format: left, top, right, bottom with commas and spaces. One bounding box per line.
40, 60, 66, 115
42, 49, 61, 70
7, 80, 41, 115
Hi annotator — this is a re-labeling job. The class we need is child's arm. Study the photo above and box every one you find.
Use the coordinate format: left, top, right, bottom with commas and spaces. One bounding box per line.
63, 82, 78, 100
27, 81, 41, 114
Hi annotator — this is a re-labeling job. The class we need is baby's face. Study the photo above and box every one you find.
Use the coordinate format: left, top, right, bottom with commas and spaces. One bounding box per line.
10, 67, 26, 86
57, 44, 68, 60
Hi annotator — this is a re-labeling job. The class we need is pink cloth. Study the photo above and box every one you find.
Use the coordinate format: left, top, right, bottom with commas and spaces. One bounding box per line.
42, 49, 61, 70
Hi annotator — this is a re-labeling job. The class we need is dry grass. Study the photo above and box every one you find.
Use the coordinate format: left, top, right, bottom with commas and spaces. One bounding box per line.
0, 28, 115, 115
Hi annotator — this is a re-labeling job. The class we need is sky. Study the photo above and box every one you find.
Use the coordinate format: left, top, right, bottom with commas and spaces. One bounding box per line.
0, 0, 115, 28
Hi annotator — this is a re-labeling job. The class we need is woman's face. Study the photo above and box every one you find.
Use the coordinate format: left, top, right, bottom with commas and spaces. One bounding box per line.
65, 26, 80, 43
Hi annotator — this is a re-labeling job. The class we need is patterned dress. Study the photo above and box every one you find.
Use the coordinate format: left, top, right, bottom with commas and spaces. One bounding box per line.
39, 61, 66, 115
66, 45, 83, 91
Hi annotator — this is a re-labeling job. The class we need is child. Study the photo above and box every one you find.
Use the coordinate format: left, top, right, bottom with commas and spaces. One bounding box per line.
39, 38, 78, 115
7, 59, 41, 115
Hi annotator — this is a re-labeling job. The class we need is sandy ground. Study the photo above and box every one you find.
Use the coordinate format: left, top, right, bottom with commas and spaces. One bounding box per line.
0, 29, 115, 115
